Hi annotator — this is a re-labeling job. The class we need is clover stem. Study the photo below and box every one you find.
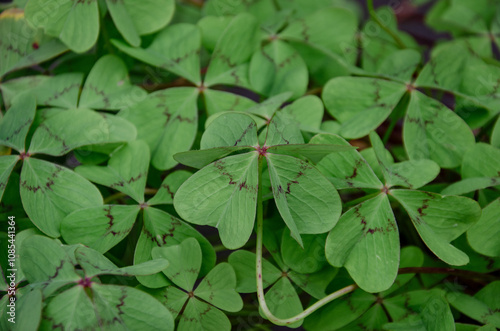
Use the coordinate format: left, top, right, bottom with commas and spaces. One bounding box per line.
366, 0, 407, 49
255, 155, 358, 325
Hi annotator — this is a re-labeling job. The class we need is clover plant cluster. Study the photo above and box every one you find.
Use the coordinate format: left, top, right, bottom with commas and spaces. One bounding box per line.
0, 0, 500, 330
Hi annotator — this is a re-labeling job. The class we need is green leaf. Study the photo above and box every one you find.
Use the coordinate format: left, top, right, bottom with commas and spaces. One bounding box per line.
228, 250, 281, 293
281, 230, 327, 274
148, 170, 192, 206
265, 111, 304, 146
91, 284, 174, 330
370, 131, 440, 189
20, 235, 80, 296
151, 237, 201, 291
150, 286, 188, 319
391, 189, 481, 265
201, 113, 258, 149
135, 207, 216, 288
467, 198, 500, 257
174, 146, 249, 169
249, 40, 308, 99
78, 55, 147, 110
492, 116, 500, 148
179, 298, 231, 331
262, 277, 303, 328
112, 24, 202, 84
40, 285, 97, 330
322, 77, 406, 139
414, 43, 469, 92
197, 16, 232, 51
1, 74, 83, 109
245, 92, 292, 120
267, 143, 356, 164
288, 266, 337, 299
266, 153, 342, 246
0, 155, 18, 203
313, 133, 383, 189
61, 205, 140, 253
304, 289, 376, 331
121, 0, 175, 35
0, 94, 36, 152
447, 282, 500, 328
174, 152, 259, 249
461, 143, 500, 178
457, 58, 500, 128
204, 13, 259, 88
118, 87, 198, 170
279, 7, 358, 59
441, 177, 500, 195
26, 0, 99, 53
20, 158, 103, 237
403, 91, 475, 168
325, 194, 399, 293
203, 89, 257, 117
375, 49, 421, 81
439, 0, 491, 34
74, 245, 168, 278
0, 9, 67, 77
281, 95, 324, 133
194, 262, 243, 312
106, 0, 141, 47
76, 141, 150, 203
384, 289, 454, 331
381, 245, 424, 297
29, 109, 137, 156
13, 288, 43, 331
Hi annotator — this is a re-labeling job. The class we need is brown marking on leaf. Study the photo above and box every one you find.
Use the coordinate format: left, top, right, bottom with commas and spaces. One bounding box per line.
110, 181, 125, 188
38, 124, 70, 153
3, 118, 31, 143
285, 180, 299, 194
230, 69, 241, 86
43, 83, 81, 106
175, 115, 194, 123
233, 122, 256, 146
298, 18, 310, 42
115, 287, 127, 316
85, 83, 110, 108
428, 58, 441, 86
238, 181, 248, 190
417, 199, 430, 217
48, 260, 65, 281
366, 227, 384, 234
21, 180, 41, 193
104, 205, 114, 227
354, 205, 367, 231
386, 218, 397, 232
214, 159, 236, 185
373, 79, 381, 103
213, 50, 237, 68
161, 184, 175, 200
278, 52, 299, 68
161, 49, 201, 70
277, 185, 284, 194
127, 173, 143, 184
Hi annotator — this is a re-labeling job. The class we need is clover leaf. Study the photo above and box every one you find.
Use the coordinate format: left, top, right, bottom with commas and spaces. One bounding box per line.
174, 112, 352, 249
150, 238, 242, 331
314, 132, 480, 292
18, 235, 173, 330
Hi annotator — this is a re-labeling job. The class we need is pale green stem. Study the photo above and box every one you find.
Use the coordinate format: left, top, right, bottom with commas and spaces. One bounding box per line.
255, 155, 357, 325
367, 0, 406, 49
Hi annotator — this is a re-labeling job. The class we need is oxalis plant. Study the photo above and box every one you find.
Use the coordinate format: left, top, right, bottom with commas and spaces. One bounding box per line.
1, 0, 500, 330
